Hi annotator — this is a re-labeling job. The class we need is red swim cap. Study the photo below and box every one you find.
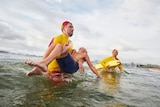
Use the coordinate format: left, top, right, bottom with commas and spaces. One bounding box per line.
61, 21, 71, 31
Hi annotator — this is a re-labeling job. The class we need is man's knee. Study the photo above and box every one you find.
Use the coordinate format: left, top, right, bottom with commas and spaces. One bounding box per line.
56, 44, 63, 47
79, 47, 87, 53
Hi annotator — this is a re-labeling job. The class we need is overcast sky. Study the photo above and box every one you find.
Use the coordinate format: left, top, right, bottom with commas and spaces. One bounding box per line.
0, 0, 160, 64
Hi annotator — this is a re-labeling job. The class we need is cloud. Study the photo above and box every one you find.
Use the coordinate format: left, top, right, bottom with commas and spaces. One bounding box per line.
0, 0, 160, 64
0, 22, 25, 40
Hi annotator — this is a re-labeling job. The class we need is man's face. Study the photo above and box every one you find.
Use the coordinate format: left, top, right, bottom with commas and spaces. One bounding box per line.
64, 23, 74, 37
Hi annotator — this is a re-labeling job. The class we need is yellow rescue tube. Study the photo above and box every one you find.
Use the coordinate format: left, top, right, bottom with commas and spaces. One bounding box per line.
95, 60, 120, 69
95, 63, 103, 69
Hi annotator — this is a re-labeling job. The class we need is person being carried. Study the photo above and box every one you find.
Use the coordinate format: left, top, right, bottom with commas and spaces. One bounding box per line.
25, 44, 101, 78
100, 49, 123, 72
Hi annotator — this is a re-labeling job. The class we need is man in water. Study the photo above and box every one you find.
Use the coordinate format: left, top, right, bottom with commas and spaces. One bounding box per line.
25, 21, 101, 82
100, 49, 123, 72
25, 21, 74, 76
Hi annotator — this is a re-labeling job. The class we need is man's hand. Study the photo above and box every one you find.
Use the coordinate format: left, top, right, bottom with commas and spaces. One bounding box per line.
61, 41, 71, 56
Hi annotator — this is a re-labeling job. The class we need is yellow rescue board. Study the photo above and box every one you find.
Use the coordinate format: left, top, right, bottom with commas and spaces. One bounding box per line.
95, 60, 120, 69
95, 64, 103, 69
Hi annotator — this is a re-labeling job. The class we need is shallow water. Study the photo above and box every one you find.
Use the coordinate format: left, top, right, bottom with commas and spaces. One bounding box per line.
0, 51, 160, 107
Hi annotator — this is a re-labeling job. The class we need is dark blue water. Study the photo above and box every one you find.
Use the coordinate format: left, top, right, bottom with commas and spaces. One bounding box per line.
0, 51, 160, 107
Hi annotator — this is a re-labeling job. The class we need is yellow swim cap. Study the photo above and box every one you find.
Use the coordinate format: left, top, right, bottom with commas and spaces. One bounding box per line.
112, 49, 118, 53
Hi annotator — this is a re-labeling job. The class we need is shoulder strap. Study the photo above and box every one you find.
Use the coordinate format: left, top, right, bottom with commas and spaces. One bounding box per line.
48, 38, 54, 47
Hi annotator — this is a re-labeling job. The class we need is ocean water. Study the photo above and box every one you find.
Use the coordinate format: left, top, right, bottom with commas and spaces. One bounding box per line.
0, 51, 160, 107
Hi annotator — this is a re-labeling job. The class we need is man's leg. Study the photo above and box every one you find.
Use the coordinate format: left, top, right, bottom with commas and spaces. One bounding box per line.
26, 43, 56, 76
25, 44, 65, 72
56, 54, 79, 73
26, 67, 46, 76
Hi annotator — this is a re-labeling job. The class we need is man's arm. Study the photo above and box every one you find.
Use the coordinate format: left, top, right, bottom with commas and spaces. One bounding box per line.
42, 42, 56, 60
71, 49, 76, 58
118, 63, 124, 72
61, 40, 72, 56
78, 61, 85, 73
85, 54, 101, 78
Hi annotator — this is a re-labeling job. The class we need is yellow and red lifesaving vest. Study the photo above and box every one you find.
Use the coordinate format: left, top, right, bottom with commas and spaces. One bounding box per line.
48, 33, 73, 72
